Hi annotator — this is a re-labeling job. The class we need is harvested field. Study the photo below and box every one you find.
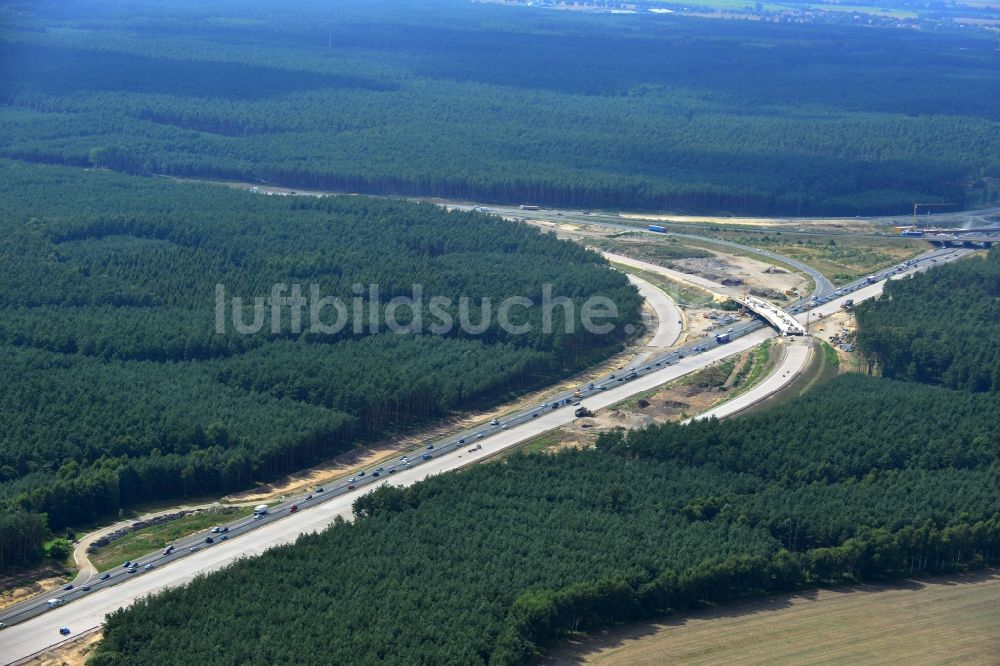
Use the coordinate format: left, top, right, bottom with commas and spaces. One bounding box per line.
543, 570, 1000, 666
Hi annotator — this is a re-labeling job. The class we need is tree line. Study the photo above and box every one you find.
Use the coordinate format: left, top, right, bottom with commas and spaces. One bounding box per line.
0, 160, 640, 570
855, 247, 1000, 392
2, 1, 998, 215
89, 373, 1000, 665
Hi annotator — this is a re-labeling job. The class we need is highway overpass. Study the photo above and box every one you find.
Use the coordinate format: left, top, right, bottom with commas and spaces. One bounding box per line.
735, 295, 807, 336
0, 247, 969, 665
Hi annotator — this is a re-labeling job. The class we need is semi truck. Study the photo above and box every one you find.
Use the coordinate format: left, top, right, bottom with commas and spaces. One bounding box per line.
715, 332, 731, 344
253, 504, 269, 516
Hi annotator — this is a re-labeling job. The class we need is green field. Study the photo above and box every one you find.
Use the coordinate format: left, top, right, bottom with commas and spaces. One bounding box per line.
91, 508, 252, 572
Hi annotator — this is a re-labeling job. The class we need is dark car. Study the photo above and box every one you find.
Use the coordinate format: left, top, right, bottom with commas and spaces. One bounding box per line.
290, 505, 298, 513
421, 454, 432, 461
204, 536, 214, 544
219, 534, 229, 541
348, 484, 356, 490
100, 573, 111, 581
81, 585, 91, 592
221, 526, 229, 533
60, 627, 71, 636
62, 584, 73, 591
426, 444, 434, 450
372, 471, 381, 477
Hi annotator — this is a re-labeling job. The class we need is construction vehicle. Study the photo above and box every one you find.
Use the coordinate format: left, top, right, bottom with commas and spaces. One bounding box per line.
574, 406, 594, 418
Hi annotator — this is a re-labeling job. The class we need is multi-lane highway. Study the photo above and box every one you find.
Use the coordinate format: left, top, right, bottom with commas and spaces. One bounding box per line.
0, 245, 970, 665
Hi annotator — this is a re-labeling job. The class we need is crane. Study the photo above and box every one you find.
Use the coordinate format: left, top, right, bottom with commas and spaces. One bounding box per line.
912, 202, 956, 226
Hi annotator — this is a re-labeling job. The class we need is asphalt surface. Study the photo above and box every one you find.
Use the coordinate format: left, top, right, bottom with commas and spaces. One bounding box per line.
0, 246, 968, 664
626, 274, 683, 349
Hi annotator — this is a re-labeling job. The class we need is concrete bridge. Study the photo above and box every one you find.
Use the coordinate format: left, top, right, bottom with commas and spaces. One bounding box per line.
735, 296, 807, 336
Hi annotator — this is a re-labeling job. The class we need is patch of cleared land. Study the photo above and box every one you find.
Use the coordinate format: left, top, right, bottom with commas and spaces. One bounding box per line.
515, 341, 780, 454
695, 231, 925, 284
16, 628, 102, 666
0, 567, 72, 612
543, 570, 1000, 666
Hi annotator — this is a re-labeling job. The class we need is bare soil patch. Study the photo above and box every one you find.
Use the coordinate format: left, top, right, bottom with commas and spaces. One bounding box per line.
0, 567, 70, 611
18, 629, 103, 666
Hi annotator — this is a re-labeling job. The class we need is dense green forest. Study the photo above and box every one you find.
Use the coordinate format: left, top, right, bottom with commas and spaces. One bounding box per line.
0, 160, 640, 569
856, 248, 1000, 391
88, 374, 1000, 666
2, 0, 998, 215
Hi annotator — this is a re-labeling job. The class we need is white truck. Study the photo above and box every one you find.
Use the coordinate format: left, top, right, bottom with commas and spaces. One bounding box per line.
47, 598, 65, 609
253, 504, 269, 517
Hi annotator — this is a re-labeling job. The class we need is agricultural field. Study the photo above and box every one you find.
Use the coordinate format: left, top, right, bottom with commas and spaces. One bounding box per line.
543, 570, 1000, 666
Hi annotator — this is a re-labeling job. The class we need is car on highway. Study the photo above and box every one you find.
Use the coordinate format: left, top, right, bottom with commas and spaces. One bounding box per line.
372, 471, 381, 477
144, 564, 154, 571
127, 566, 137, 573
476, 432, 484, 438
205, 536, 214, 544
100, 573, 111, 580
422, 454, 432, 461
219, 534, 229, 541
60, 627, 71, 636
490, 419, 500, 426
211, 526, 221, 533
81, 585, 91, 591
290, 504, 299, 512
315, 486, 325, 493
62, 584, 73, 591
121, 561, 131, 568
190, 546, 199, 552
426, 444, 434, 449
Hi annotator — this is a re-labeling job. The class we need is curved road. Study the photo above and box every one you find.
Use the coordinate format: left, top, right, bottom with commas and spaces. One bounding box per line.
0, 248, 966, 664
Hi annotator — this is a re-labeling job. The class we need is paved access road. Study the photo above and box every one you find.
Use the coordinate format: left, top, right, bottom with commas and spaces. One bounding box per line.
0, 247, 969, 665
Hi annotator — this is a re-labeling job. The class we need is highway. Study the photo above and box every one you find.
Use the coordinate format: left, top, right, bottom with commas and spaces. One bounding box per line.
688, 337, 812, 422
451, 203, 837, 298
626, 274, 683, 350
0, 246, 969, 664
